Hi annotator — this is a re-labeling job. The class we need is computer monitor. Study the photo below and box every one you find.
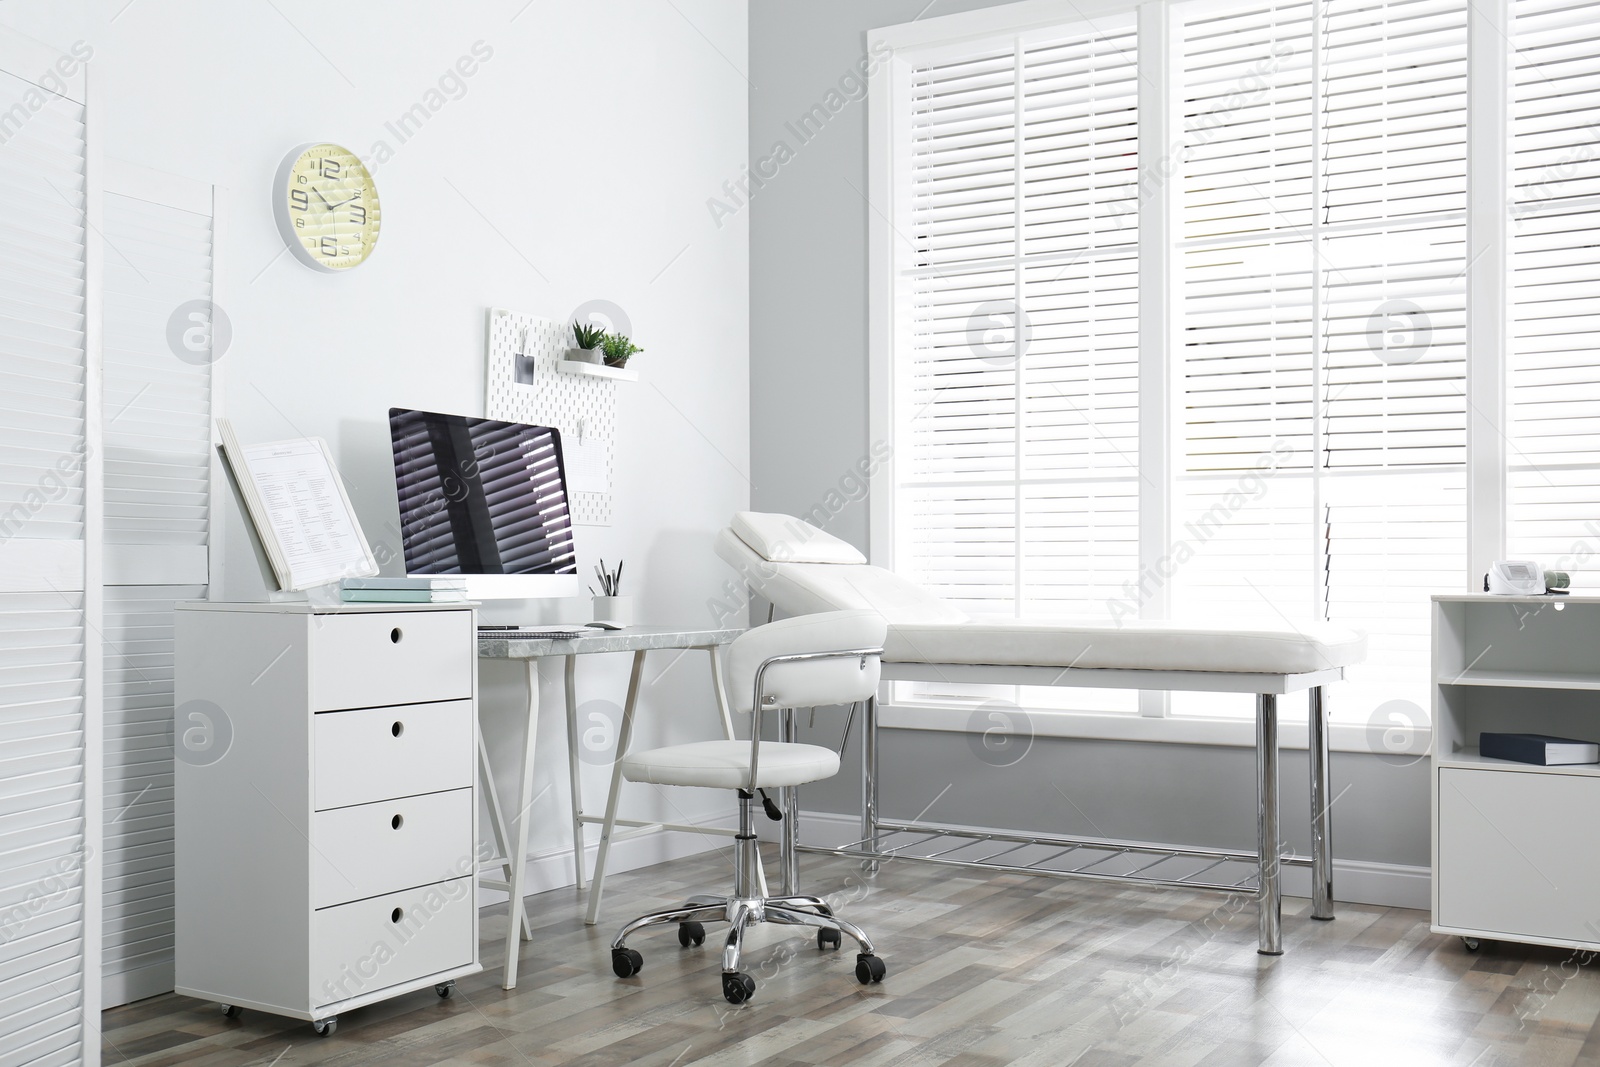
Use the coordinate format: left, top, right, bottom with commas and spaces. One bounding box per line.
388, 408, 580, 599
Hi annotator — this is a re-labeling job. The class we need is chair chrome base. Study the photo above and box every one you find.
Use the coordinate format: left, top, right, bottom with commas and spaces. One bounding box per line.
609, 792, 887, 1003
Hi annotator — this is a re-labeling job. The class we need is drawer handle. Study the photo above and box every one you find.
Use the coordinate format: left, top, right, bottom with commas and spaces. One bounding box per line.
391, 627, 403, 644
391, 907, 404, 924
391, 814, 404, 830
392, 721, 404, 738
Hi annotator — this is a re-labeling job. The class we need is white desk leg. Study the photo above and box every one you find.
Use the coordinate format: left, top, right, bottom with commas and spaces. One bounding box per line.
710, 643, 768, 896
501, 659, 542, 989
710, 644, 734, 740
477, 732, 531, 940
585, 649, 647, 926
564, 654, 586, 891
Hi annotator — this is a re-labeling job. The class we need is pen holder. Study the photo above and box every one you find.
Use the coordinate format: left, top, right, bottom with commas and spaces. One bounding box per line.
592, 595, 632, 628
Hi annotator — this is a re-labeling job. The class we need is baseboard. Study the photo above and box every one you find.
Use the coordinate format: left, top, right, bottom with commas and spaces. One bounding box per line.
477, 810, 740, 907
784, 810, 1432, 912
103, 960, 176, 1009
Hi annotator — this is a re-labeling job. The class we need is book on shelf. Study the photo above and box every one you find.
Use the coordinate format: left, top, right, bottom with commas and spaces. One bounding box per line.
340, 589, 470, 604
1480, 732, 1600, 766
341, 576, 468, 591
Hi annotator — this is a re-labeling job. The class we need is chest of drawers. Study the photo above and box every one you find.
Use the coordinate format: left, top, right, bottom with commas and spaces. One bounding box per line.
173, 602, 481, 1034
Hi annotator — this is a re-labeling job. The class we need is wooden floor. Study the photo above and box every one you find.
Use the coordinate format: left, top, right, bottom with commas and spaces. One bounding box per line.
104, 846, 1600, 1066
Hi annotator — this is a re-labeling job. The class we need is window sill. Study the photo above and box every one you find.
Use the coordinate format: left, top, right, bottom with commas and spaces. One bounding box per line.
878, 702, 1432, 758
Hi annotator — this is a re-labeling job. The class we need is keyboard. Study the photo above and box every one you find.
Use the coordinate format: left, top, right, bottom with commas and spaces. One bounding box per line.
478, 626, 599, 641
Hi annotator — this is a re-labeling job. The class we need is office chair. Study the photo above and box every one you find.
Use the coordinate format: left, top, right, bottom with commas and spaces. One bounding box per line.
607, 609, 888, 1004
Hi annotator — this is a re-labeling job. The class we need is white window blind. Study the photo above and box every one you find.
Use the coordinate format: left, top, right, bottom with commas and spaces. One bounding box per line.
1507, 0, 1600, 585
0, 62, 97, 1067
1171, 0, 1468, 721
897, 20, 1141, 610
893, 19, 1141, 713
99, 180, 215, 1007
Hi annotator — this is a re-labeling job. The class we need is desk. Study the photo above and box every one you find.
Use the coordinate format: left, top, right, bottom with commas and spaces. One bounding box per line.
476, 626, 742, 988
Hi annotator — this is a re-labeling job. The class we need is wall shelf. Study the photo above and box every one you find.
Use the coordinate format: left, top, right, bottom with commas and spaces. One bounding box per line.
555, 360, 638, 382
1437, 668, 1600, 691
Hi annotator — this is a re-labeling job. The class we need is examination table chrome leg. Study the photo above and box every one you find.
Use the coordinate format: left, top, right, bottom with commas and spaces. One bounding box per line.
1256, 693, 1282, 955
1309, 685, 1334, 921
861, 695, 879, 874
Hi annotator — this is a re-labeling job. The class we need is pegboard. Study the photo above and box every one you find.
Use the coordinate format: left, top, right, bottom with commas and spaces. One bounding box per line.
485, 308, 614, 525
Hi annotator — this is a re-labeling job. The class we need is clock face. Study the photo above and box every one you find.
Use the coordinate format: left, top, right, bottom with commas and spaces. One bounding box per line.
273, 143, 381, 272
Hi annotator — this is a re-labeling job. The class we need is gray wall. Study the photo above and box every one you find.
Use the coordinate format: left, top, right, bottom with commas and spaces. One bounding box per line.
747, 1, 1431, 878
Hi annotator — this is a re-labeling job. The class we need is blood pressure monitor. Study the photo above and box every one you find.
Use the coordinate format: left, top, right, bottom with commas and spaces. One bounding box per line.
1485, 560, 1546, 595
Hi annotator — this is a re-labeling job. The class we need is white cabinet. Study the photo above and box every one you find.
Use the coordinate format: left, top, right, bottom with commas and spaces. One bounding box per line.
174, 602, 481, 1033
1432, 594, 1600, 952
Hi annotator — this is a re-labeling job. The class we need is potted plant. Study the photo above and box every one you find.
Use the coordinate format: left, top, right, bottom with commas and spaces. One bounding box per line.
600, 332, 642, 369
565, 322, 606, 364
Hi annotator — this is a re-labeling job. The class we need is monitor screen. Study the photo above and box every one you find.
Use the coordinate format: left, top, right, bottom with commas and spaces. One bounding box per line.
389, 408, 578, 585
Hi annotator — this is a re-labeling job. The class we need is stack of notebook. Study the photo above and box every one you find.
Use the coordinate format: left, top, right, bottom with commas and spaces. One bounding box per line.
340, 577, 470, 603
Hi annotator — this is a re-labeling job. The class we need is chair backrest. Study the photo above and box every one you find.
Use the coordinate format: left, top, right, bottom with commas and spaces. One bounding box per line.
724, 609, 886, 715
714, 515, 970, 626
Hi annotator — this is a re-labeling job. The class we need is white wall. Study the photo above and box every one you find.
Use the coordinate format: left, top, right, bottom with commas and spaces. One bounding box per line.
2, 0, 750, 889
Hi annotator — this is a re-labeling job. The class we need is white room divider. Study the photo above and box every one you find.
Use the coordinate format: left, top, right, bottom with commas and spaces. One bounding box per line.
98, 164, 217, 1008
0, 37, 102, 1067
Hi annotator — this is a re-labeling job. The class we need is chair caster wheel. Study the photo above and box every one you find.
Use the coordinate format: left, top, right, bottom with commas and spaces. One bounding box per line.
722, 971, 756, 1004
818, 927, 842, 950
312, 1017, 337, 1037
435, 981, 454, 998
855, 954, 887, 984
611, 947, 643, 978
219, 1004, 241, 1019
679, 921, 706, 947
1462, 937, 1482, 952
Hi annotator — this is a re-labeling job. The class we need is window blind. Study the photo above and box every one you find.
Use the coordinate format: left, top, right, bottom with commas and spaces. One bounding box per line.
1506, 0, 1600, 586
894, 20, 1141, 713
1172, 0, 1468, 720
0, 65, 93, 1067
898, 20, 1141, 619
98, 185, 214, 1008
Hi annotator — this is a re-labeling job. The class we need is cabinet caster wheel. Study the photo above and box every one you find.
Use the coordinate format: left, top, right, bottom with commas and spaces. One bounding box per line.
678, 921, 705, 947
722, 971, 756, 1004
611, 947, 643, 978
818, 928, 842, 950
219, 1004, 241, 1019
312, 1017, 337, 1037
1462, 937, 1482, 952
435, 981, 454, 998
855, 954, 887, 984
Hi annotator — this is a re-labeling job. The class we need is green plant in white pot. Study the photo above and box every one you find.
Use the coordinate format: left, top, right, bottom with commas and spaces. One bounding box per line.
565, 322, 606, 364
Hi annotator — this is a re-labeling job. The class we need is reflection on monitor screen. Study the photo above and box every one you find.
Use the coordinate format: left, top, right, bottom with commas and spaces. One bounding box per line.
389, 408, 579, 597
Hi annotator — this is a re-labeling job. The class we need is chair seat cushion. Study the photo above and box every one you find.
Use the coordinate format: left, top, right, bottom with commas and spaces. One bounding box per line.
621, 740, 841, 790
886, 619, 1367, 675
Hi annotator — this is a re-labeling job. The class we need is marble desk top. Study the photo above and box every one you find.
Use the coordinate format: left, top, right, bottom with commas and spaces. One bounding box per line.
477, 624, 743, 659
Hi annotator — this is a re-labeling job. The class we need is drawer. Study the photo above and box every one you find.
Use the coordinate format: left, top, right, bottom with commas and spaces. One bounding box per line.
313, 788, 473, 909
310, 610, 472, 712
314, 700, 473, 810
1437, 768, 1600, 943
312, 877, 474, 1009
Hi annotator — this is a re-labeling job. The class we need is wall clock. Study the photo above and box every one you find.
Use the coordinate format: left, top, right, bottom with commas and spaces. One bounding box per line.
272, 142, 381, 272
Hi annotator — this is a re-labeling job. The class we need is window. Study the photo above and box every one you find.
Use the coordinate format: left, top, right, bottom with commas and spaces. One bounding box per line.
872, 0, 1582, 746
894, 17, 1142, 712
1170, 0, 1469, 720
1506, 0, 1600, 587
